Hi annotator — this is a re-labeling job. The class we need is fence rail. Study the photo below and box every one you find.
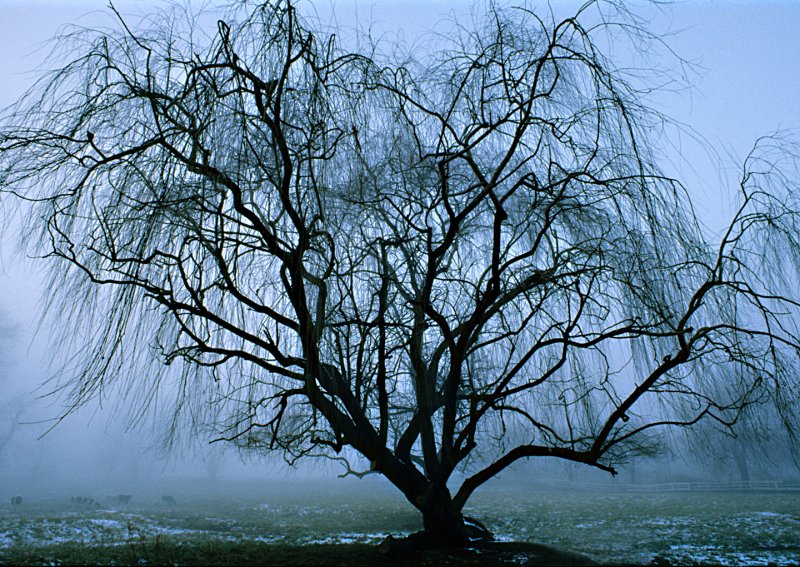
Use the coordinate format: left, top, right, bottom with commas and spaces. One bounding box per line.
539, 479, 800, 493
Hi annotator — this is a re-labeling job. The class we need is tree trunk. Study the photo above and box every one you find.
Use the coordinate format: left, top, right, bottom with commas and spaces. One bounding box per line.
421, 491, 466, 543
415, 486, 493, 547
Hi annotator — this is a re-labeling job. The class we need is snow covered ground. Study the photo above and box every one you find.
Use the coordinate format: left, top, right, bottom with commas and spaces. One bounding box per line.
0, 482, 798, 565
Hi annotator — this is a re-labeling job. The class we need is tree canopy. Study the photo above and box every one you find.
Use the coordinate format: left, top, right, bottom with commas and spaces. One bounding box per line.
2, 0, 800, 543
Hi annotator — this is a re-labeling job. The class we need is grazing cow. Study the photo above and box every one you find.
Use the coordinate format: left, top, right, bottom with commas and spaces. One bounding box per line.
70, 496, 97, 507
11, 496, 22, 506
161, 495, 177, 505
115, 494, 132, 505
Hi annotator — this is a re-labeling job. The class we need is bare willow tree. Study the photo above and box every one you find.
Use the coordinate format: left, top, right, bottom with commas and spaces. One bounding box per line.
2, 0, 800, 543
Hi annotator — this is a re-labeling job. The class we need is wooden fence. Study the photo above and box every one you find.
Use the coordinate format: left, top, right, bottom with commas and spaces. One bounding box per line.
539, 479, 800, 493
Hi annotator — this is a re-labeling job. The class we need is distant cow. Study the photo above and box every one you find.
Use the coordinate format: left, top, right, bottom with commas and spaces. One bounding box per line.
161, 495, 177, 505
10, 496, 22, 506
70, 496, 97, 507
115, 494, 132, 505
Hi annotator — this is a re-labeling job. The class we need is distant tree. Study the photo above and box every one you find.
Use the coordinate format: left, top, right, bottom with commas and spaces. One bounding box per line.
201, 441, 227, 484
0, 314, 23, 462
0, 404, 23, 461
683, 398, 798, 483
2, 0, 800, 544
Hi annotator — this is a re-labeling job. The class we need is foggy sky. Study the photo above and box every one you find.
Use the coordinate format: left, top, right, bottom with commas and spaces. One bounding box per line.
1, 0, 799, 491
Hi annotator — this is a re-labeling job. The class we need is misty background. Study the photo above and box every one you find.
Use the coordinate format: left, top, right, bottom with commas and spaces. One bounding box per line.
1, 0, 799, 501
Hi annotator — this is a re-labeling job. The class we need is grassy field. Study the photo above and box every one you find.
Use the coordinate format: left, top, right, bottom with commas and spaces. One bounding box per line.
1, 479, 798, 565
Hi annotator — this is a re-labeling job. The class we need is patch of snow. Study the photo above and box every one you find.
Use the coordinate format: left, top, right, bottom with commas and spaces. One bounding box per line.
0, 531, 14, 548
465, 547, 483, 554
727, 551, 800, 567
666, 544, 800, 567
752, 511, 793, 519
511, 552, 530, 565
668, 543, 702, 551
252, 535, 283, 544
300, 531, 408, 545
146, 525, 203, 537
89, 518, 125, 530
303, 536, 339, 545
